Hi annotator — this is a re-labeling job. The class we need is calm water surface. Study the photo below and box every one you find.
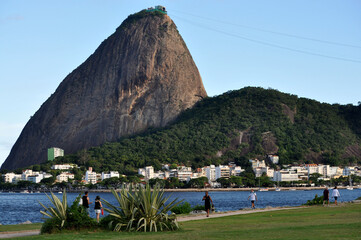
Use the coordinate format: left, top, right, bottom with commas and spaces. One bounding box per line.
0, 189, 360, 225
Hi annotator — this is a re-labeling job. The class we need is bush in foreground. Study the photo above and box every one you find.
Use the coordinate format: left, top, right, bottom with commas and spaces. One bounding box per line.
39, 190, 97, 234
102, 183, 182, 232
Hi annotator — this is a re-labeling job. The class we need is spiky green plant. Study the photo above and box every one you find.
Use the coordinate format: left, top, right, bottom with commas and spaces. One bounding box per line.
39, 190, 67, 228
102, 183, 182, 232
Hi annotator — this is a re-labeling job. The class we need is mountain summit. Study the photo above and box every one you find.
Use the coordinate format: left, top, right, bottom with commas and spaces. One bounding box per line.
2, 9, 207, 170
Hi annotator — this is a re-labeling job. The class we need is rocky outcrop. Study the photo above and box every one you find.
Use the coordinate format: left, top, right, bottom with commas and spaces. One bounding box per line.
2, 10, 207, 170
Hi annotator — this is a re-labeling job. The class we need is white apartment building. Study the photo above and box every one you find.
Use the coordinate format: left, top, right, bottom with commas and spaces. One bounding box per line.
4, 173, 22, 183
101, 171, 120, 181
137, 166, 155, 180
329, 166, 343, 177
85, 167, 97, 184
57, 172, 75, 182
177, 166, 193, 182
273, 170, 299, 182
343, 166, 357, 176
249, 159, 266, 168
268, 155, 279, 164
206, 165, 216, 183
51, 164, 77, 170
230, 166, 244, 176
215, 165, 231, 179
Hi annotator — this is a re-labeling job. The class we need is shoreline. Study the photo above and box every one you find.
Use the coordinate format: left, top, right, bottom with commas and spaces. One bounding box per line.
79, 186, 357, 193
2, 186, 359, 194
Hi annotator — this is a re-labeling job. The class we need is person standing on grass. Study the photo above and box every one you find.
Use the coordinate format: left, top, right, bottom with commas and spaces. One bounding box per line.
332, 186, 341, 205
202, 191, 213, 217
248, 189, 257, 209
82, 191, 92, 216
94, 196, 103, 223
323, 186, 329, 206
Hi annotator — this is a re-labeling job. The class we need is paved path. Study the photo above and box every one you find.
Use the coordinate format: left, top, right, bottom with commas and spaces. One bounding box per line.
177, 206, 303, 222
0, 230, 40, 239
0, 206, 303, 239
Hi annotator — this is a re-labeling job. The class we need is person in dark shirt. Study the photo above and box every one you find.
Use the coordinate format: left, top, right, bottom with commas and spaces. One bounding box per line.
323, 187, 329, 206
202, 191, 213, 217
94, 196, 103, 223
82, 191, 92, 216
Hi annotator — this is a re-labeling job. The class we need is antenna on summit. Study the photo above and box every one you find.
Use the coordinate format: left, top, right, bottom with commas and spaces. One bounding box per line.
146, 5, 167, 14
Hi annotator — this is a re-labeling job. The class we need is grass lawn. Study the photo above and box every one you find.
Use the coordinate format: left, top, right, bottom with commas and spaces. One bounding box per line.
6, 203, 361, 240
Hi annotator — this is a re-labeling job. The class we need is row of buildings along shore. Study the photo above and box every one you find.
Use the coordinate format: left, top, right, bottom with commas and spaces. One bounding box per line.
2, 148, 360, 185
3, 159, 361, 186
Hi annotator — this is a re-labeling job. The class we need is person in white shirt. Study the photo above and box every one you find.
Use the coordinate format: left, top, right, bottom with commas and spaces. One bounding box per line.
332, 186, 341, 205
248, 189, 257, 209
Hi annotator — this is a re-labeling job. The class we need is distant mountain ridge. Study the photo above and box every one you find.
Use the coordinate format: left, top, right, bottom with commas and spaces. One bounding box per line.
50, 87, 361, 174
1, 10, 207, 170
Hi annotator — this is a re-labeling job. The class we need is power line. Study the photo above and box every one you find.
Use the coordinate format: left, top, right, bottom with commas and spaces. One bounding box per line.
171, 14, 361, 64
169, 9, 361, 49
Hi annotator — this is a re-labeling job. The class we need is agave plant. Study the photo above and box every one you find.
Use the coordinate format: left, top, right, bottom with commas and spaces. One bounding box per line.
39, 190, 67, 228
102, 183, 182, 232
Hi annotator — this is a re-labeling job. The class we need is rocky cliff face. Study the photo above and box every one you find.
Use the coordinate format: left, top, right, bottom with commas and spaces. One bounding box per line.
2, 11, 207, 170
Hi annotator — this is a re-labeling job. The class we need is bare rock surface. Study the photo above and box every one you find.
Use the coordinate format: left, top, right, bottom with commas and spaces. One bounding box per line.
2, 11, 206, 169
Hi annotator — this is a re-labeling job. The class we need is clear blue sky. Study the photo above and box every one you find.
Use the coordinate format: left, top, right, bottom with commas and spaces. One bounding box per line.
1, 0, 360, 167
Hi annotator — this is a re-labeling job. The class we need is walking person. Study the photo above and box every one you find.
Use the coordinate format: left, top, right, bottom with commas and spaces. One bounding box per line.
248, 189, 257, 209
323, 186, 329, 206
94, 196, 103, 223
332, 186, 341, 205
82, 191, 92, 216
202, 191, 213, 217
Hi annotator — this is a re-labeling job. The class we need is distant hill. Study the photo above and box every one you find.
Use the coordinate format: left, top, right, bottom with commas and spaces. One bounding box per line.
53, 87, 361, 174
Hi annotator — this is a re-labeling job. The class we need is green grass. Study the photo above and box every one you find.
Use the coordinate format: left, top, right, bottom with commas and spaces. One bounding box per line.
5, 203, 361, 239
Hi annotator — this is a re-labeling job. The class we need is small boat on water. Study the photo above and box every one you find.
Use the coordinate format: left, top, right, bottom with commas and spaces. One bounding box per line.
289, 188, 296, 191
259, 188, 269, 192
275, 188, 281, 192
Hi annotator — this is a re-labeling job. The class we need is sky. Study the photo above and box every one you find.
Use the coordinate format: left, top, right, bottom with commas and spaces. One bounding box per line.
1, 0, 361, 167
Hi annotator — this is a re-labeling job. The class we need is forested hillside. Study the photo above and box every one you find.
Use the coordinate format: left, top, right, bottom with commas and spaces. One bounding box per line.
54, 87, 361, 174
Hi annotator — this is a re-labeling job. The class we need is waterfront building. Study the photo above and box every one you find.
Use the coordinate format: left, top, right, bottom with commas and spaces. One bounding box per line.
205, 165, 216, 183
215, 165, 231, 179
101, 171, 120, 180
85, 167, 97, 184
47, 147, 64, 161
4, 173, 22, 183
56, 172, 75, 182
230, 166, 244, 176
177, 166, 193, 182
273, 170, 299, 182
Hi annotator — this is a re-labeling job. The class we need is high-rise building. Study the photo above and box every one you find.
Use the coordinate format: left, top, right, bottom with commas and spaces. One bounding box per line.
48, 147, 64, 161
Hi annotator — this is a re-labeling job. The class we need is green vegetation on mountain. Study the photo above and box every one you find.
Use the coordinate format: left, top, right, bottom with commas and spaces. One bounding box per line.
53, 87, 361, 174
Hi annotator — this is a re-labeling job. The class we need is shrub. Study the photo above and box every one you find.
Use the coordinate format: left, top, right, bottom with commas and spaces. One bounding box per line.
192, 204, 206, 211
102, 183, 182, 232
305, 194, 324, 205
39, 191, 97, 234
171, 202, 192, 214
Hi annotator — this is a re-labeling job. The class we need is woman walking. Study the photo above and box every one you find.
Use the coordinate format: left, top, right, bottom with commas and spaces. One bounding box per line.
332, 186, 341, 205
94, 196, 103, 223
202, 191, 213, 217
